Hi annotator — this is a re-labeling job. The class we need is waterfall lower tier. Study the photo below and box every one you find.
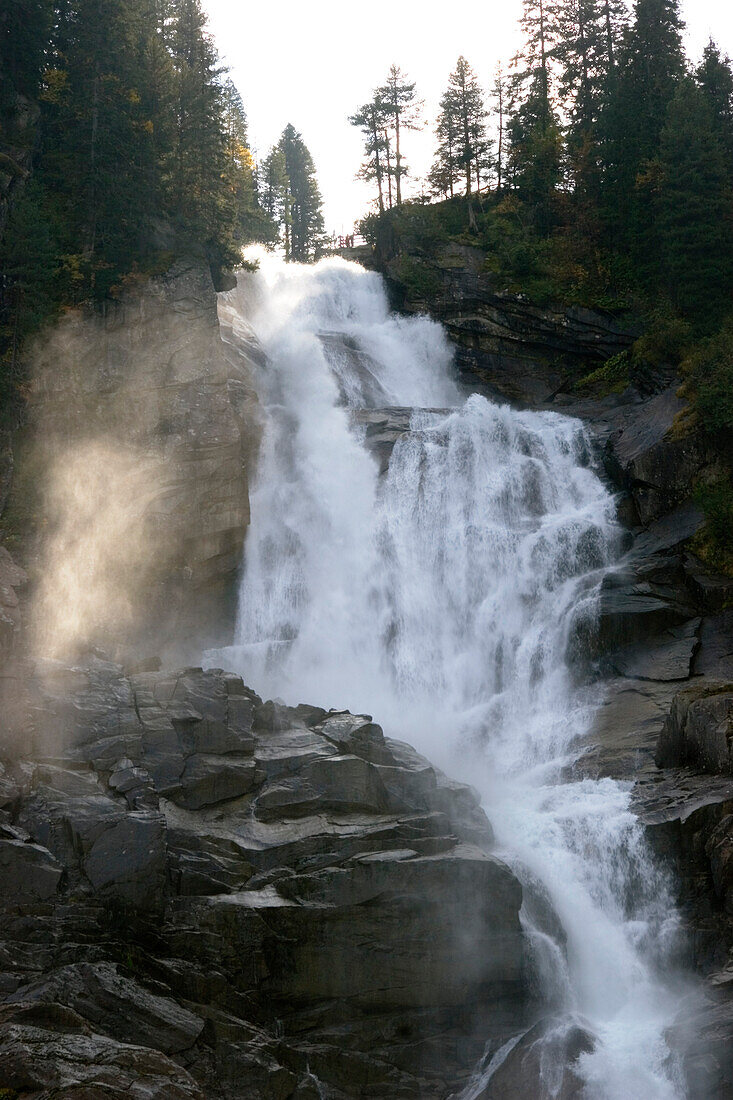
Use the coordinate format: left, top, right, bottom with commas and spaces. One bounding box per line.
208, 251, 690, 1099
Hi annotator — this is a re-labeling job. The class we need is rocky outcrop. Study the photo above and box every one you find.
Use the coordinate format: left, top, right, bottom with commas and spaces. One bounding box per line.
0, 657, 527, 1098
376, 241, 635, 405
12, 261, 259, 658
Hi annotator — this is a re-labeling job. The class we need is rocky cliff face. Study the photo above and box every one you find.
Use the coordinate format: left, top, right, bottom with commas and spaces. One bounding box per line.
374, 240, 733, 1098
9, 259, 259, 659
0, 657, 526, 1099
375, 240, 635, 405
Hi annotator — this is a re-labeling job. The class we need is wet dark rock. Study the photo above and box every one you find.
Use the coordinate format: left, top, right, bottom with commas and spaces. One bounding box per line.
0, 834, 62, 905
378, 242, 634, 406
0, 1000, 206, 1098
668, 981, 733, 1100
0, 656, 526, 1098
476, 1016, 594, 1100
656, 682, 733, 774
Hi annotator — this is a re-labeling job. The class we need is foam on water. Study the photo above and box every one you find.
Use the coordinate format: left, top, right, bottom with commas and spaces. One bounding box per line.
208, 250, 690, 1098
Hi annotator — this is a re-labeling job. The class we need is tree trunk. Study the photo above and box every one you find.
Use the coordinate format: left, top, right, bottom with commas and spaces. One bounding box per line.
384, 130, 393, 208
497, 81, 504, 193
370, 112, 385, 214
604, 0, 615, 68
394, 111, 402, 204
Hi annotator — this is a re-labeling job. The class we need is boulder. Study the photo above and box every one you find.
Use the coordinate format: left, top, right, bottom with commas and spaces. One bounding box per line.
0, 1001, 205, 1098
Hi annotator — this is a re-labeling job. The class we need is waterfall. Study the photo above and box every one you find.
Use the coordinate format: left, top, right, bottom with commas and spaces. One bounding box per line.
208, 252, 688, 1099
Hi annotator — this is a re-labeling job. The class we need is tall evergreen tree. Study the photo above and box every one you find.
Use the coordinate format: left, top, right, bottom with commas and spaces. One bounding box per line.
512, 0, 563, 128
600, 0, 686, 248
376, 65, 422, 205
349, 97, 388, 213
697, 40, 733, 179
657, 79, 733, 324
273, 125, 325, 262
431, 57, 489, 197
492, 65, 509, 193
429, 89, 462, 198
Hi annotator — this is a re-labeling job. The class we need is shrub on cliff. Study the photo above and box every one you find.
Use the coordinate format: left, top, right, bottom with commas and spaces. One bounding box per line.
682, 321, 733, 437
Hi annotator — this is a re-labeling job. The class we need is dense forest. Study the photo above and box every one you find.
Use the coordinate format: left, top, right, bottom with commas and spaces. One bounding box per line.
352, 0, 733, 571
0, 0, 325, 407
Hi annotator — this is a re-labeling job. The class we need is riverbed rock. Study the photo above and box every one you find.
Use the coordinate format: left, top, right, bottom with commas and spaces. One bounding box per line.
0, 655, 526, 1098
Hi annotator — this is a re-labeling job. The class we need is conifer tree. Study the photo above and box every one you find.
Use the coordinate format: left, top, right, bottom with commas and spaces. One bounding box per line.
513, 0, 562, 127
429, 90, 462, 198
697, 40, 733, 179
269, 125, 325, 262
657, 79, 733, 324
349, 98, 388, 213
492, 65, 509, 193
376, 65, 422, 205
600, 0, 685, 248
431, 58, 489, 197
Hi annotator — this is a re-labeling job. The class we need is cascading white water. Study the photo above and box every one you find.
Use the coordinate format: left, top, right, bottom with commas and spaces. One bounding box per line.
209, 251, 688, 1099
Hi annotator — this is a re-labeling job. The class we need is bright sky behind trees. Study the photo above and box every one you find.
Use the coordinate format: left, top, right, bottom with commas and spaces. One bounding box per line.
203, 0, 733, 235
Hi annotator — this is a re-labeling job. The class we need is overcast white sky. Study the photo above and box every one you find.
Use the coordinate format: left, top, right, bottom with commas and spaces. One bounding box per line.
203, 0, 733, 234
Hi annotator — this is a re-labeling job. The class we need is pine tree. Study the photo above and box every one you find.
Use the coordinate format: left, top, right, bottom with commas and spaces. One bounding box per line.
376, 65, 422, 205
349, 97, 388, 213
657, 78, 733, 324
429, 89, 462, 198
492, 65, 509, 193
273, 125, 325, 262
600, 0, 686, 249
507, 76, 563, 225
697, 40, 733, 179
513, 0, 563, 128
431, 57, 489, 197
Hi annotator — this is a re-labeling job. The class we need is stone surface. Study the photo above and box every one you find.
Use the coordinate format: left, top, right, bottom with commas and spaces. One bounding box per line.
656, 682, 733, 775
376, 240, 635, 406
17, 261, 260, 658
0, 1001, 206, 1098
476, 1016, 594, 1100
0, 656, 527, 1098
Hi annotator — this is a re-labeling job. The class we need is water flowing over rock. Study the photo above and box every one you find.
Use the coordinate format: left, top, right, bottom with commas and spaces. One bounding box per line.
206, 254, 689, 1098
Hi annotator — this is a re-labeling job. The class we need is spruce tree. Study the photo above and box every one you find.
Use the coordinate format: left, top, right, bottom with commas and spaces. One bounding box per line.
376, 65, 422, 205
658, 79, 733, 325
432, 57, 489, 197
600, 0, 685, 250
697, 40, 733, 180
513, 0, 563, 128
275, 125, 325, 262
349, 98, 388, 213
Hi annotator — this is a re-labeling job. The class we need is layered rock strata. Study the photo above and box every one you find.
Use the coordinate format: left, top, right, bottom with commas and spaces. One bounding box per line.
0, 657, 526, 1099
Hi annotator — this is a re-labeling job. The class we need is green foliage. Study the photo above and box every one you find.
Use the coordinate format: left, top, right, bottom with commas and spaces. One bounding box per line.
429, 57, 489, 200
575, 351, 631, 396
691, 479, 733, 576
656, 80, 733, 325
682, 320, 733, 436
0, 0, 276, 397
392, 256, 441, 300
262, 126, 325, 262
631, 310, 693, 370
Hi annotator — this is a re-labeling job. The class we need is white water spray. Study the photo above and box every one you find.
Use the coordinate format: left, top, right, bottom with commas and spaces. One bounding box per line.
210, 252, 687, 1099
